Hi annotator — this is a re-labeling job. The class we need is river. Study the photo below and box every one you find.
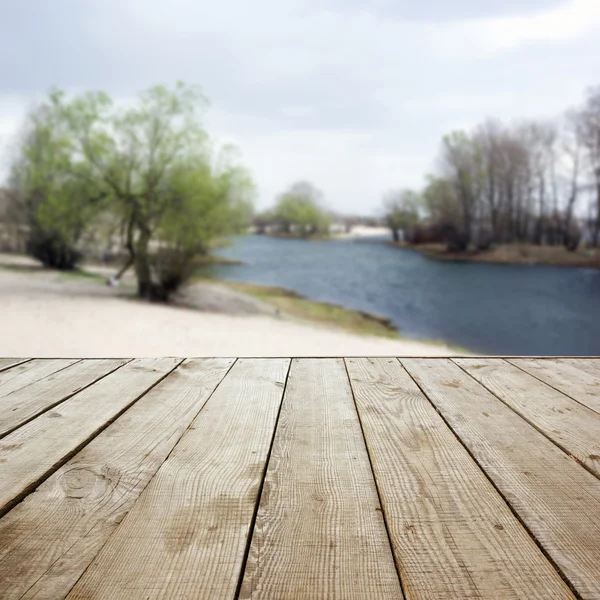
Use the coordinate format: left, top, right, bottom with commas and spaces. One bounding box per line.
211, 235, 600, 355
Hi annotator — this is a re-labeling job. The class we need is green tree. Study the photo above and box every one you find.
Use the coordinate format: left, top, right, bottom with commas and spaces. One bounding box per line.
9, 104, 105, 268
10, 83, 254, 299
273, 181, 330, 237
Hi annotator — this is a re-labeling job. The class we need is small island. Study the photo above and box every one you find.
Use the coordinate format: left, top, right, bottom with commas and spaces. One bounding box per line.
251, 181, 332, 240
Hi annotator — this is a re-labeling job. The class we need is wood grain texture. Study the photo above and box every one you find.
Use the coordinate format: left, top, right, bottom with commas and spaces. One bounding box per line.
0, 359, 30, 374
346, 357, 574, 600
556, 358, 600, 377
456, 358, 600, 478
0, 358, 234, 600
240, 358, 402, 600
66, 358, 289, 600
508, 358, 600, 414
0, 359, 80, 401
0, 358, 179, 516
0, 359, 127, 438
403, 358, 600, 600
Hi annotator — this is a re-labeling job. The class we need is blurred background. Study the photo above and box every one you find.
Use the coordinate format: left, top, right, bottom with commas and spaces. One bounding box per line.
1, 0, 599, 357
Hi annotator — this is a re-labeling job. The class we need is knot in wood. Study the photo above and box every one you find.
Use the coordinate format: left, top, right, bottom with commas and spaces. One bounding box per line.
59, 466, 108, 499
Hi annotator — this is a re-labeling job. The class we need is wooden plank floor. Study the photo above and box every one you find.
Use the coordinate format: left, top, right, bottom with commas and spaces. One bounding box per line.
0, 357, 598, 600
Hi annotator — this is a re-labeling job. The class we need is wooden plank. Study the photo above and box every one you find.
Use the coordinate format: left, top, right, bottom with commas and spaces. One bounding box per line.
508, 358, 600, 414
346, 357, 575, 600
0, 358, 234, 600
0, 359, 79, 399
0, 358, 180, 516
456, 358, 600, 478
240, 358, 402, 600
66, 358, 289, 600
0, 359, 128, 438
555, 358, 600, 379
0, 359, 30, 374
403, 358, 600, 600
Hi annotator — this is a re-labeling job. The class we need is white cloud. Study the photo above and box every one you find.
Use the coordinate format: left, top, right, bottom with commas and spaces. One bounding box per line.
1, 0, 599, 212
280, 105, 315, 118
428, 0, 600, 59
207, 108, 430, 212
0, 97, 30, 180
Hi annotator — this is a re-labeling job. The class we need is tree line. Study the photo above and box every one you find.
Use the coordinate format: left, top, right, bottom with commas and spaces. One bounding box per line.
5, 84, 254, 300
384, 85, 600, 252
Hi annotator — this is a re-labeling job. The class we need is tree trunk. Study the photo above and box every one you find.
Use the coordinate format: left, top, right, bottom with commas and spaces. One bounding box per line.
533, 175, 545, 245
563, 149, 579, 249
134, 228, 156, 300
110, 211, 137, 283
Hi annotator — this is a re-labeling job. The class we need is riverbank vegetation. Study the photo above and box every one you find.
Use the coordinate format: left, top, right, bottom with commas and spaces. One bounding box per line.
218, 281, 399, 338
218, 281, 466, 351
384, 84, 600, 266
5, 83, 254, 301
400, 242, 600, 269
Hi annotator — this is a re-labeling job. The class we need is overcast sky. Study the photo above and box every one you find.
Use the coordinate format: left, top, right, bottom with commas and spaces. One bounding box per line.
1, 0, 599, 214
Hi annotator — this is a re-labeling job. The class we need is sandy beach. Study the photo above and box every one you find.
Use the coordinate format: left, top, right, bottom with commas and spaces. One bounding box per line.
0, 259, 459, 357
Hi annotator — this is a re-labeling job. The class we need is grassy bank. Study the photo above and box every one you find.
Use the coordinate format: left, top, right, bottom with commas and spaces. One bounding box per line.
392, 242, 600, 269
218, 281, 468, 351
190, 254, 244, 266
219, 281, 400, 338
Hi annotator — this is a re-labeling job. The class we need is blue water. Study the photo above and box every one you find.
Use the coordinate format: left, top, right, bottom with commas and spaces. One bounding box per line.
210, 235, 600, 355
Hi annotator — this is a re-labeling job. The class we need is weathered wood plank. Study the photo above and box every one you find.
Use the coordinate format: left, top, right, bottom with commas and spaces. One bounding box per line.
0, 359, 79, 400
346, 357, 574, 600
0, 359, 128, 438
66, 358, 289, 600
0, 359, 30, 374
403, 358, 600, 600
456, 358, 600, 478
0, 358, 234, 600
240, 358, 402, 600
508, 358, 600, 414
556, 359, 600, 377
0, 358, 180, 516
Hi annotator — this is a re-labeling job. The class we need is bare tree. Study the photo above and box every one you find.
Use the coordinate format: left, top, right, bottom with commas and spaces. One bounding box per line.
560, 111, 584, 248
382, 189, 420, 242
579, 86, 600, 246
439, 131, 484, 249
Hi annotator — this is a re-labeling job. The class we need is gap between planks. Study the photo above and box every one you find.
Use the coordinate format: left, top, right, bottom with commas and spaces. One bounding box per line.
0, 358, 235, 600
0, 359, 81, 402
452, 358, 600, 479
0, 359, 131, 439
65, 358, 290, 600
402, 358, 600, 600
0, 358, 182, 518
346, 357, 575, 600
506, 358, 600, 415
0, 359, 31, 374
232, 359, 292, 600
343, 358, 407, 600
240, 358, 402, 599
